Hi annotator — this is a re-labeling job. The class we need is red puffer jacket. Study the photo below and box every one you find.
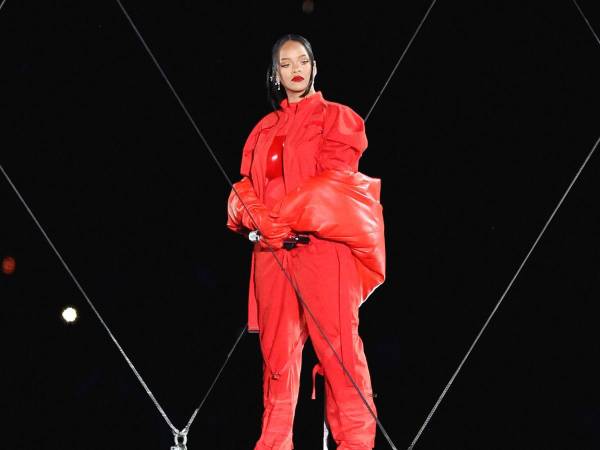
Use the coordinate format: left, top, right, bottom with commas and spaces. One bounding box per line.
227, 92, 385, 331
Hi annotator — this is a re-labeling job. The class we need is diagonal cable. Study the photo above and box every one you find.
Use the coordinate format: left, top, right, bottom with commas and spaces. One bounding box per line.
408, 135, 600, 449
572, 0, 600, 46
113, 0, 236, 190
0, 163, 181, 435
408, 1, 600, 447
364, 0, 438, 123
181, 324, 247, 434
1, 158, 249, 441
0, 0, 8, 13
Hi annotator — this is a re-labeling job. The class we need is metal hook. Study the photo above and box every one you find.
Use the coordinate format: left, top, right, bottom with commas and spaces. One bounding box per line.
171, 431, 188, 450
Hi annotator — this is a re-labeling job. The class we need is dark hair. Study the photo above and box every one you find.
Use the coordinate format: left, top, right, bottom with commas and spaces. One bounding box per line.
266, 34, 316, 111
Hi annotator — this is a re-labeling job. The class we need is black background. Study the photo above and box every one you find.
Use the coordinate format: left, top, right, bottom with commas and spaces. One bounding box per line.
1, 1, 599, 449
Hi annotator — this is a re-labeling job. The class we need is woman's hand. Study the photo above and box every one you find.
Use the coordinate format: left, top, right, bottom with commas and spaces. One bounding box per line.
227, 178, 292, 249
256, 217, 292, 250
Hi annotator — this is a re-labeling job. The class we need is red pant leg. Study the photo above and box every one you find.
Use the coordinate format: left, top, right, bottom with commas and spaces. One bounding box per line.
290, 239, 377, 449
254, 249, 307, 450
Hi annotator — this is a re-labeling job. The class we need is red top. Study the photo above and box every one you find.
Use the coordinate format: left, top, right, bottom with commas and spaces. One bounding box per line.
263, 135, 286, 208
266, 135, 285, 180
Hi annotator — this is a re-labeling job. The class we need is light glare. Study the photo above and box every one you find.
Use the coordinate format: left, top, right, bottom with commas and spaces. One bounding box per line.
62, 307, 78, 323
2, 256, 16, 275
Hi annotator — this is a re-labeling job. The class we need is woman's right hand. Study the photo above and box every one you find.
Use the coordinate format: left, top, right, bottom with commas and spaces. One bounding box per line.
255, 218, 292, 250
227, 178, 292, 248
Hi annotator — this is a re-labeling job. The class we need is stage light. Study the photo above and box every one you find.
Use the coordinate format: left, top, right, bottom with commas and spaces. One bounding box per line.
61, 306, 78, 323
302, 0, 314, 14
2, 256, 16, 275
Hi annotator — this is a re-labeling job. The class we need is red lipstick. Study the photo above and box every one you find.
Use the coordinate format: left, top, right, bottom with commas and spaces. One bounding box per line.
292, 76, 304, 82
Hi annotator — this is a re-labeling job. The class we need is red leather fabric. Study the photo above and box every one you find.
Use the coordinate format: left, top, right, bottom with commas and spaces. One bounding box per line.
266, 135, 285, 180
270, 169, 385, 304
227, 92, 384, 449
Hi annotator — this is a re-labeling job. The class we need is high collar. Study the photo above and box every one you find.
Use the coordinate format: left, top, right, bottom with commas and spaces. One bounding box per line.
279, 91, 324, 113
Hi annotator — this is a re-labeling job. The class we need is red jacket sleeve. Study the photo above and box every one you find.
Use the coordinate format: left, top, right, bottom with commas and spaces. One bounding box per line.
240, 120, 262, 177
317, 103, 368, 173
270, 170, 385, 303
240, 112, 280, 176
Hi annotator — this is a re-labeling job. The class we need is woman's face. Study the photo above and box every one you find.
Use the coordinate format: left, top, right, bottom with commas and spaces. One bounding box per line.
276, 40, 315, 95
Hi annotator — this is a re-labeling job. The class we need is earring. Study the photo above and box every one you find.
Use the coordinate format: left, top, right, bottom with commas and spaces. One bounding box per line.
270, 74, 281, 90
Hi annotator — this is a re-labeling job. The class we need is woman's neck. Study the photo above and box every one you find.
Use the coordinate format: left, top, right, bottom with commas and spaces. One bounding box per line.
286, 87, 316, 104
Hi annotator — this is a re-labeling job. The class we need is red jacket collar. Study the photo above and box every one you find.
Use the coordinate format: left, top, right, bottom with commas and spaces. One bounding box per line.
279, 91, 324, 112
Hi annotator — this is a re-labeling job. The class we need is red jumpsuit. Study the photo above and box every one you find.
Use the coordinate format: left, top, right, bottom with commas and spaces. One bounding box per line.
228, 92, 383, 449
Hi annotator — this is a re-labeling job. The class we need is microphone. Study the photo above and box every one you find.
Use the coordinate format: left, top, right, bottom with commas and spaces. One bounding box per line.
283, 233, 310, 250
248, 231, 310, 250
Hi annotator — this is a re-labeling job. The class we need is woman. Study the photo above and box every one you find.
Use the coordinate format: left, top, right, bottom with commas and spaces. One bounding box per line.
227, 34, 385, 450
